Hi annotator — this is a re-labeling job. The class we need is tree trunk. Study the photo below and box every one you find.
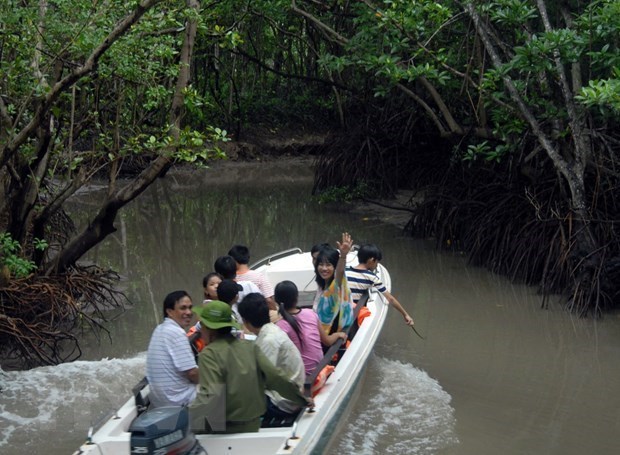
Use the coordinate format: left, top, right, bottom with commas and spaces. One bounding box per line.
7, 115, 53, 246
46, 0, 201, 274
465, 2, 599, 312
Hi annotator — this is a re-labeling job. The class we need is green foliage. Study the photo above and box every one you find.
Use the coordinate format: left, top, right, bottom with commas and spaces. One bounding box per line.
183, 86, 212, 123
508, 29, 585, 75
0, 233, 38, 278
184, 0, 335, 126
576, 74, 620, 114
122, 125, 229, 165
463, 141, 511, 163
1, 0, 233, 173
33, 238, 49, 251
315, 183, 371, 204
308, 0, 620, 164
175, 126, 229, 164
484, 0, 538, 27
316, 0, 457, 98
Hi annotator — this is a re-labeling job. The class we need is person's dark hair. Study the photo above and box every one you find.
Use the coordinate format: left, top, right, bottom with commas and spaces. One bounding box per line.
357, 244, 383, 263
214, 255, 238, 279
310, 242, 330, 257
202, 272, 222, 288
275, 281, 303, 347
214, 326, 232, 336
314, 246, 340, 289
228, 245, 250, 264
163, 290, 191, 320
217, 279, 241, 304
237, 293, 270, 328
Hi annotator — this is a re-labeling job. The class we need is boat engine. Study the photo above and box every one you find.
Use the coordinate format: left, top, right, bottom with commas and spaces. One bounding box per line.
129, 406, 205, 455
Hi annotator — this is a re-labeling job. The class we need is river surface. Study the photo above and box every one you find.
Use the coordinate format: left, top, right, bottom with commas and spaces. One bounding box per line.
1, 159, 620, 454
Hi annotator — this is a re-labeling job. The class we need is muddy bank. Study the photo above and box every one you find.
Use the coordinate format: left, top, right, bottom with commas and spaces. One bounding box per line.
176, 156, 416, 230
350, 192, 416, 230
165, 122, 416, 231
218, 126, 329, 161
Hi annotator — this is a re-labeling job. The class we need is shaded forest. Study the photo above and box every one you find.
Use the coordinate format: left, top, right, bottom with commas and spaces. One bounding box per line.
1, 0, 619, 366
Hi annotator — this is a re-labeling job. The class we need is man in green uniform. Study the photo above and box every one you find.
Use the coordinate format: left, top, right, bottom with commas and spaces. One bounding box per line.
189, 300, 312, 433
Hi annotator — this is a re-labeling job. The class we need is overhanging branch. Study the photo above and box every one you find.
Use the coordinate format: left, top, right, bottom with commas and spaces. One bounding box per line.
1, 0, 163, 171
231, 47, 352, 91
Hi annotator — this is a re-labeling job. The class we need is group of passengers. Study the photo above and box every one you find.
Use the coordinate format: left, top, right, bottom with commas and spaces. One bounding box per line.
145, 233, 414, 434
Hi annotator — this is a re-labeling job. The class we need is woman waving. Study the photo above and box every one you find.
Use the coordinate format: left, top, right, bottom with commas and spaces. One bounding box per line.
314, 232, 355, 335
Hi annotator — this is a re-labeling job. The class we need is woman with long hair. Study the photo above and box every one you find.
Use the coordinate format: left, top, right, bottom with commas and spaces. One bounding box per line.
313, 232, 355, 336
275, 280, 346, 375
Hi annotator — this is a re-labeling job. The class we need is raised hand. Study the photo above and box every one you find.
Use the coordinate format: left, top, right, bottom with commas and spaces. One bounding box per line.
336, 232, 353, 256
334, 232, 353, 286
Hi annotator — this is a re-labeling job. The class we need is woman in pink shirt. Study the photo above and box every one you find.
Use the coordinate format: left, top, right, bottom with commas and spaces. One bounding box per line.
275, 280, 346, 376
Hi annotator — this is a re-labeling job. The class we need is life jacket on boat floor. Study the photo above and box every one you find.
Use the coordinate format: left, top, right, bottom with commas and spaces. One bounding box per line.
311, 365, 335, 397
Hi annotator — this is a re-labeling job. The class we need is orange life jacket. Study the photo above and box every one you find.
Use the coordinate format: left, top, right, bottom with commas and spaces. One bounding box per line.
187, 325, 205, 353
311, 365, 335, 397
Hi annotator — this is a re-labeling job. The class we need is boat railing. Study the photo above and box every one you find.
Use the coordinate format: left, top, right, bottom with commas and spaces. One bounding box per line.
250, 248, 304, 269
283, 407, 307, 450
303, 291, 371, 397
82, 407, 118, 448
132, 377, 150, 413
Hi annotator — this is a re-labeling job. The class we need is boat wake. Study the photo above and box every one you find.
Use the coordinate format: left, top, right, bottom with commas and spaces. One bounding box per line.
332, 355, 458, 454
1, 353, 456, 454
0, 354, 145, 454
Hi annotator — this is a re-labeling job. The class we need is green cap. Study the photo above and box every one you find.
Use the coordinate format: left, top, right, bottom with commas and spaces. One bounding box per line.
193, 300, 241, 330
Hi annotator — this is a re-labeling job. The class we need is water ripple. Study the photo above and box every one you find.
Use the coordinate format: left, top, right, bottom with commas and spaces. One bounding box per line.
333, 355, 458, 454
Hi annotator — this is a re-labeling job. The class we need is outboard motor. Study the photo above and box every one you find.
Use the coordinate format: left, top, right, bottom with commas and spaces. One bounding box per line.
129, 406, 205, 454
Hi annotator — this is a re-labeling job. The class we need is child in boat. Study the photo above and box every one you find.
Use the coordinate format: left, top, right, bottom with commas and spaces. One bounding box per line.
346, 243, 415, 327
216, 279, 245, 338
275, 280, 346, 375
310, 242, 331, 267
189, 273, 230, 354
214, 254, 281, 324
189, 300, 310, 433
228, 244, 277, 310
237, 293, 306, 419
314, 232, 355, 335
214, 255, 261, 302
202, 272, 222, 304
187, 273, 243, 355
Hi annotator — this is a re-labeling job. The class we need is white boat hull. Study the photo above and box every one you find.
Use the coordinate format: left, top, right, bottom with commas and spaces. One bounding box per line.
74, 250, 390, 455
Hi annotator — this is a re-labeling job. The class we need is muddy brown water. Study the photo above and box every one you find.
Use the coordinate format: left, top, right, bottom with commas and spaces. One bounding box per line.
1, 160, 619, 454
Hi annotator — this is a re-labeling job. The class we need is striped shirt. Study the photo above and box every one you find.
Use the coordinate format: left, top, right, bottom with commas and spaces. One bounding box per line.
146, 318, 197, 407
345, 266, 387, 304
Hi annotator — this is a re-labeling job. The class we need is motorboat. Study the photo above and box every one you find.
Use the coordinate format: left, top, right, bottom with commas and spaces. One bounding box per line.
73, 248, 390, 454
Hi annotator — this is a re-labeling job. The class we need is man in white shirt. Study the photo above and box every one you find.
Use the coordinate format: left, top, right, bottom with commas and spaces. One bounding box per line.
146, 290, 199, 407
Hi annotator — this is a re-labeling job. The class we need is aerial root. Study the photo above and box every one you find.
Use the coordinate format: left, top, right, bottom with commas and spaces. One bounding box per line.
0, 266, 124, 368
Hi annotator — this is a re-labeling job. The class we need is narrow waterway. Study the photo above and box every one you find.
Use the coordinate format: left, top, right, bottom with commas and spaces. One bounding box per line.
1, 160, 619, 454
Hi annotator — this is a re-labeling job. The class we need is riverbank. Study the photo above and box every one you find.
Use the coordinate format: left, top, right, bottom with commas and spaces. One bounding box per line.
217, 125, 329, 161
217, 123, 416, 230
186, 154, 416, 231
